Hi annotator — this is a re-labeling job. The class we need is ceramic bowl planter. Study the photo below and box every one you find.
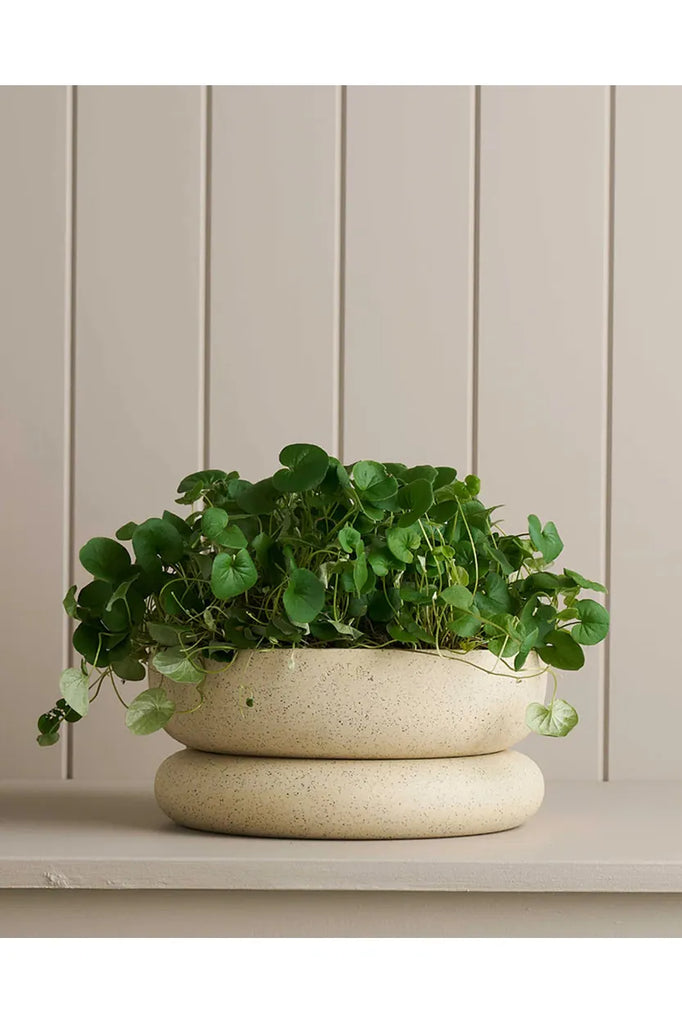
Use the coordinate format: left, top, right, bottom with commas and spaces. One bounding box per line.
153, 649, 547, 839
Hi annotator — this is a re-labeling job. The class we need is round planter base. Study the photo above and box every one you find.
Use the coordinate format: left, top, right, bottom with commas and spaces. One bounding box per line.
154, 748, 545, 840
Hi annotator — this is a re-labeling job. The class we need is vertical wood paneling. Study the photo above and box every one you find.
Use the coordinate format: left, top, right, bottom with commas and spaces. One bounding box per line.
343, 86, 475, 470
209, 87, 340, 479
0, 87, 70, 779
72, 87, 205, 780
610, 87, 682, 779
5, 84, 679, 785
477, 87, 610, 780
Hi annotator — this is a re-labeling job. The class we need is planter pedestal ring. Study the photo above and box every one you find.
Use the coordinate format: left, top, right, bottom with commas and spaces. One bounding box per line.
155, 748, 545, 840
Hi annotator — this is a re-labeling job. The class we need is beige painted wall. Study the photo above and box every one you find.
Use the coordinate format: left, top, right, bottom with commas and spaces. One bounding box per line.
0, 85, 671, 783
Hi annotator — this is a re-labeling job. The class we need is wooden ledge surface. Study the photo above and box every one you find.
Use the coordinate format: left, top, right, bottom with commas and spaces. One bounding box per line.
1, 780, 681, 892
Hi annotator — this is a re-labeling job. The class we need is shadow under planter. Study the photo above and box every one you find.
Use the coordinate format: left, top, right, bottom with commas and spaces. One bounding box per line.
152, 648, 547, 839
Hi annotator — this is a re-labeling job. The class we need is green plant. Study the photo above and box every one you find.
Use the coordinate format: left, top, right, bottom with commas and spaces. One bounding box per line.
37, 443, 609, 745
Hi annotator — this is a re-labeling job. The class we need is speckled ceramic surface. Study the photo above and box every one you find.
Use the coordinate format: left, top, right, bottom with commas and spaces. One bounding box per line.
154, 748, 545, 839
153, 649, 547, 759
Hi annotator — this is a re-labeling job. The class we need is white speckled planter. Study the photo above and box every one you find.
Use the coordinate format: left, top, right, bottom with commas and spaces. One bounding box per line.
154, 748, 545, 839
152, 648, 547, 759
152, 649, 548, 839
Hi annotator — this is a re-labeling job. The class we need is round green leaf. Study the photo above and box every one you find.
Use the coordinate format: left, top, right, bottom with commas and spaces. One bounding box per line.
202, 507, 229, 540
105, 576, 139, 611
78, 580, 113, 616
498, 535, 529, 572
38, 713, 59, 735
273, 444, 329, 493
152, 647, 205, 684
538, 629, 585, 670
520, 600, 556, 645
433, 466, 457, 489
101, 589, 145, 633
440, 584, 474, 610
338, 525, 362, 553
526, 699, 579, 737
72, 622, 109, 666
352, 461, 398, 503
162, 510, 193, 537
283, 568, 325, 624
528, 514, 564, 563
474, 573, 513, 619
430, 500, 459, 523
387, 624, 420, 644
175, 482, 203, 504
514, 626, 540, 670
368, 548, 392, 577
59, 668, 90, 718
387, 525, 421, 564
104, 633, 130, 659
360, 505, 386, 522
397, 478, 434, 526
210, 549, 258, 600
320, 458, 352, 495
125, 687, 176, 735
79, 537, 131, 583
177, 469, 228, 494
214, 524, 248, 550
251, 531, 273, 569
353, 551, 368, 595
446, 611, 480, 637
100, 601, 130, 633
563, 568, 607, 593
62, 585, 78, 618
147, 622, 181, 645
115, 521, 139, 541
487, 545, 515, 575
132, 518, 184, 567
235, 477, 279, 514
111, 656, 146, 682
400, 465, 437, 484
37, 731, 60, 747
226, 477, 253, 503
389, 616, 434, 644
571, 599, 610, 645
523, 572, 566, 595
310, 617, 363, 642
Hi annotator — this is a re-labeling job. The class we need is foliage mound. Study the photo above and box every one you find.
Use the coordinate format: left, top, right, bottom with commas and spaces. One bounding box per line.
37, 444, 609, 744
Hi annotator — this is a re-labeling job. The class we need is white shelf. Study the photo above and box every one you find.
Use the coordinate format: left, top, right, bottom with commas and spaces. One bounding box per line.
1, 780, 681, 893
